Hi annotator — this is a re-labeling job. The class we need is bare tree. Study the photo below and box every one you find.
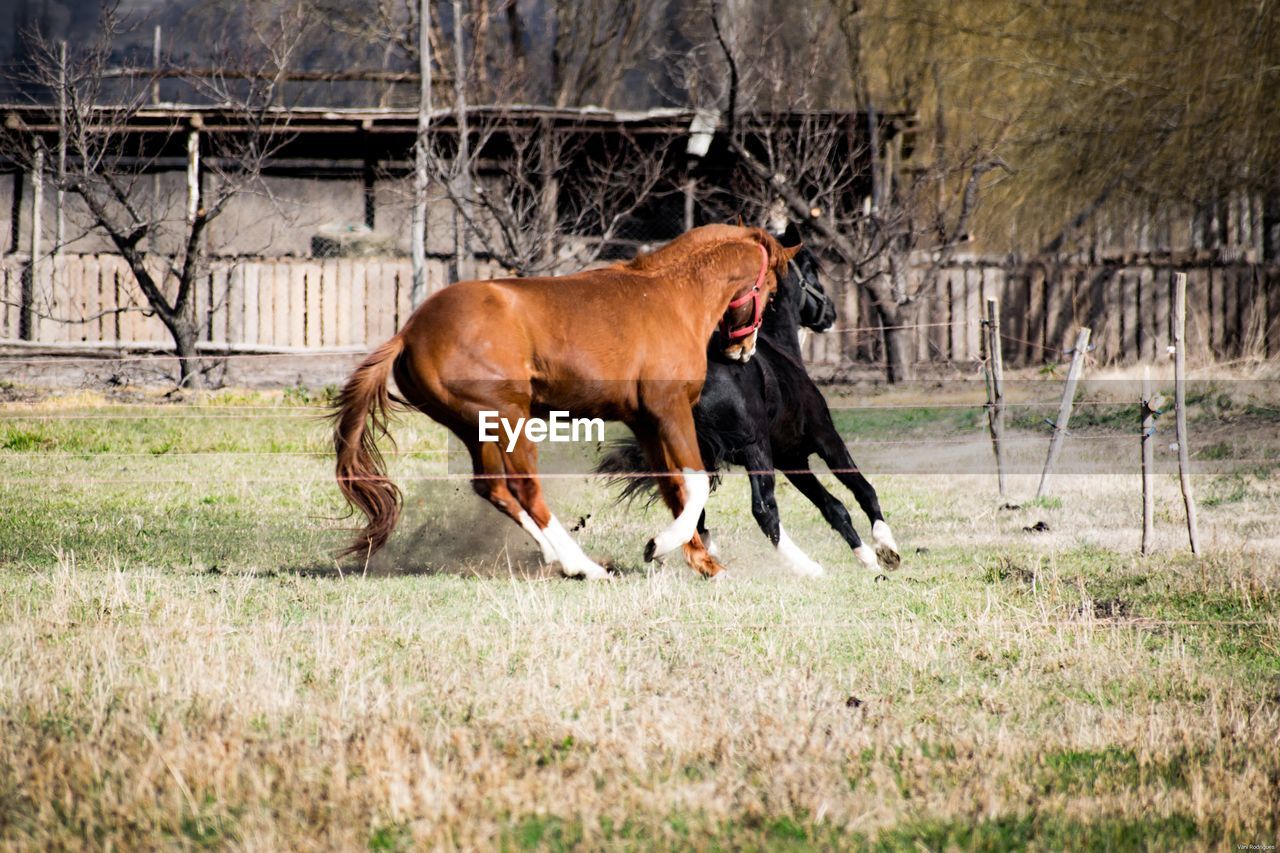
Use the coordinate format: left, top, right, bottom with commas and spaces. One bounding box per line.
428, 111, 674, 276
1, 4, 304, 387
680, 0, 1009, 381
311, 0, 677, 282
396, 0, 671, 276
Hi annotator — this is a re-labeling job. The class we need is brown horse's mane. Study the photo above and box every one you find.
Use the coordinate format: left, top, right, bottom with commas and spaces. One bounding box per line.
634, 240, 765, 284
625, 225, 778, 273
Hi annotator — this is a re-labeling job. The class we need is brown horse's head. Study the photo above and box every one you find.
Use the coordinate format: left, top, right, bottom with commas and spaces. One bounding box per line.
626, 224, 801, 362
718, 229, 802, 362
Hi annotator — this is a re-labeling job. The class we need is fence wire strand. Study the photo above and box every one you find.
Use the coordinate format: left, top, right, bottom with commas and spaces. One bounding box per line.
0, 399, 1183, 419
3, 458, 1273, 487
0, 320, 987, 366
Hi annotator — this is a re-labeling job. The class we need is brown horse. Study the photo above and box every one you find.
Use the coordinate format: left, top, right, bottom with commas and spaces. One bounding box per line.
333, 225, 800, 578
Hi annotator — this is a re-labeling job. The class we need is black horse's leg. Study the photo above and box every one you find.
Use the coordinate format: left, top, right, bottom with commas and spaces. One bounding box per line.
696, 510, 720, 558
781, 463, 880, 571
745, 445, 824, 577
809, 423, 901, 569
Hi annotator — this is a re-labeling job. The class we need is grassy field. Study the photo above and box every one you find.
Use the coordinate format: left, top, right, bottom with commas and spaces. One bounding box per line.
1, 378, 1278, 850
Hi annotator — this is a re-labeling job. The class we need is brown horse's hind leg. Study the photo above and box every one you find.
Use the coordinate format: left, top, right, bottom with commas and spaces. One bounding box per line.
634, 411, 725, 578
465, 438, 559, 566
500, 435, 609, 580
414, 380, 564, 570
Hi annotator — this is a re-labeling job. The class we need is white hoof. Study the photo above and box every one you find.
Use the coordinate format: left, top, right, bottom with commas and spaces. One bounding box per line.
777, 524, 825, 577
854, 544, 879, 570
705, 536, 720, 558
872, 520, 901, 570
781, 548, 825, 577
563, 560, 610, 581
789, 558, 825, 578
542, 515, 606, 579
872, 520, 899, 554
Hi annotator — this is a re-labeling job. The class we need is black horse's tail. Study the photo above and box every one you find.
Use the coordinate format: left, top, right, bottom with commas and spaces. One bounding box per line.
595, 439, 664, 505
595, 437, 724, 505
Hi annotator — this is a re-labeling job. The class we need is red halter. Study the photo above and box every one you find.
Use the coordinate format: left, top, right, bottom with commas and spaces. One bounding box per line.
719, 243, 770, 342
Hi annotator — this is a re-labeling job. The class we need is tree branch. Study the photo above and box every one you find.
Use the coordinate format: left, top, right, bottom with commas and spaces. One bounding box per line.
709, 0, 738, 135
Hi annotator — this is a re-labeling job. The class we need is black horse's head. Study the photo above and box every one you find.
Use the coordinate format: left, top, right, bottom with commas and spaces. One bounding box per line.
790, 244, 837, 332
770, 223, 837, 333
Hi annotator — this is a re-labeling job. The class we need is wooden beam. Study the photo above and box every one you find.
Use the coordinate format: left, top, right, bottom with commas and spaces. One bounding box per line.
186, 128, 200, 224
7, 169, 22, 255
26, 143, 44, 341
99, 66, 455, 85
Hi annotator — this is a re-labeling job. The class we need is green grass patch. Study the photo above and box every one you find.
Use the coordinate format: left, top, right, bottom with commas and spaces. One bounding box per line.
0, 428, 55, 451
1008, 401, 1136, 433
1041, 746, 1141, 791
368, 822, 414, 851
1242, 402, 1280, 422
282, 383, 341, 408
498, 811, 1216, 850
1202, 473, 1253, 507
828, 405, 982, 437
874, 811, 1207, 851
1199, 441, 1232, 460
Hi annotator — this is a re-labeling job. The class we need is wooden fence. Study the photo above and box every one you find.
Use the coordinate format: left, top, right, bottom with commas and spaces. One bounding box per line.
912, 258, 1280, 367
0, 255, 498, 352
2, 253, 1278, 368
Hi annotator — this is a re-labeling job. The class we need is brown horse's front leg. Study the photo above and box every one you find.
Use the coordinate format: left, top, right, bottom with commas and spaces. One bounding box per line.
634, 407, 725, 578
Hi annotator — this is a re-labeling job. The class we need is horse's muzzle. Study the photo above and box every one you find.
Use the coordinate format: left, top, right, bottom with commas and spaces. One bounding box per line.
722, 333, 759, 363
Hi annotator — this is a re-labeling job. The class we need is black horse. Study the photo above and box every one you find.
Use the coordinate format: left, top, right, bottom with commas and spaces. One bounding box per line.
599, 229, 900, 576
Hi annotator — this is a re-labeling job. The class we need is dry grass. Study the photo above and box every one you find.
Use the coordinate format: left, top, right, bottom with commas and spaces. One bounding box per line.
1, 381, 1278, 850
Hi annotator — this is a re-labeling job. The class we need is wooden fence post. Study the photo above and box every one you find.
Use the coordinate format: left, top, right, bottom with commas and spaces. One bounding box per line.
1036, 326, 1091, 500
1172, 272, 1202, 556
983, 297, 1007, 497
1140, 365, 1159, 556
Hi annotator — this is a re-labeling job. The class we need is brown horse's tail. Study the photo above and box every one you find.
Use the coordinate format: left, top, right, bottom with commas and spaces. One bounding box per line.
332, 334, 406, 560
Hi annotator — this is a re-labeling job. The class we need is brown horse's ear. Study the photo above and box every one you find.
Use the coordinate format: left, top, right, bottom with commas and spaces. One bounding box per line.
736, 214, 745, 227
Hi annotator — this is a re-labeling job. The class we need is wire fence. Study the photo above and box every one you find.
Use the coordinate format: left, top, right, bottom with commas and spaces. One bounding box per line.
0, 400, 1182, 419
4, 463, 1275, 487
0, 323, 1239, 372
0, 321, 1078, 364
0, 321, 1020, 361
2, 318, 1275, 489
